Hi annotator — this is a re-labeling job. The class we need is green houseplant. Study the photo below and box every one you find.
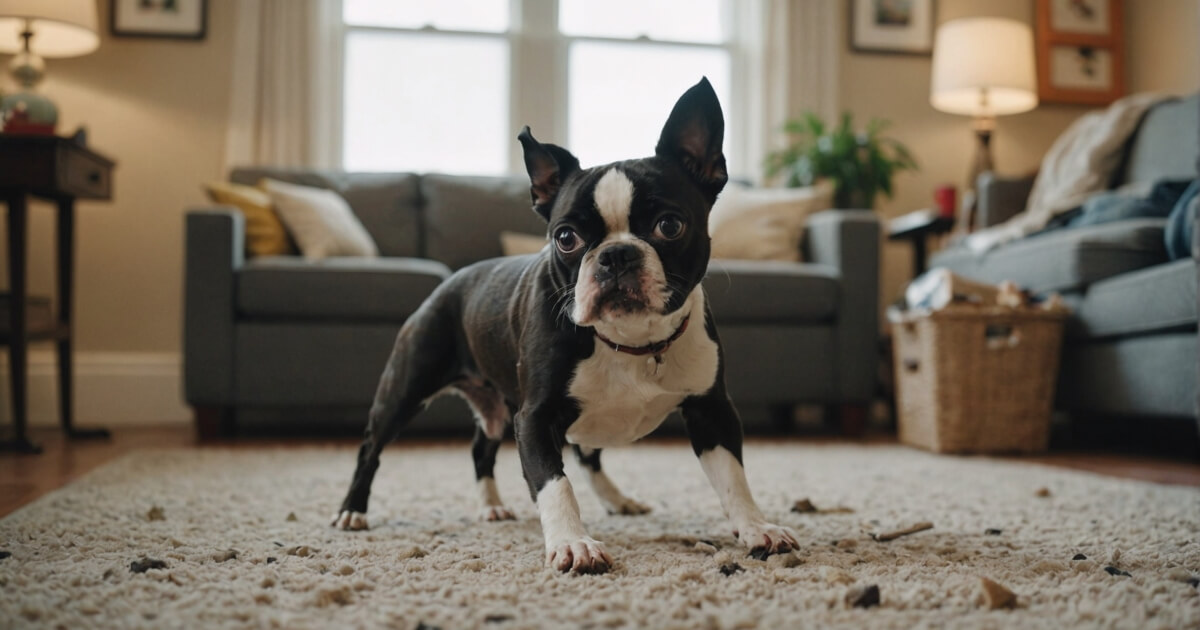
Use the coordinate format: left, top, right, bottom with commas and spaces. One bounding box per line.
765, 112, 917, 210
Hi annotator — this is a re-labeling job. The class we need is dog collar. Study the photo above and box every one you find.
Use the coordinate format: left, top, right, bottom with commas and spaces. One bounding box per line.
594, 315, 690, 362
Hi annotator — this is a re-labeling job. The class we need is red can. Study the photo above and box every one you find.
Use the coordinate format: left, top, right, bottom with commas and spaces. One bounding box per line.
933, 185, 957, 218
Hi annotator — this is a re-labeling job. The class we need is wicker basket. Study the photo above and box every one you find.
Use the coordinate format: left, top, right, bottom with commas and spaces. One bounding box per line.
892, 306, 1067, 454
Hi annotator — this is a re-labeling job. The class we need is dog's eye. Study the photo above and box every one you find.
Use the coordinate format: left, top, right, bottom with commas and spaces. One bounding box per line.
654, 215, 686, 240
554, 227, 582, 254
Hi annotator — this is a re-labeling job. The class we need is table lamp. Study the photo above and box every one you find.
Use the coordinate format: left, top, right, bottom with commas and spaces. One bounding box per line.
930, 17, 1037, 201
0, 0, 100, 134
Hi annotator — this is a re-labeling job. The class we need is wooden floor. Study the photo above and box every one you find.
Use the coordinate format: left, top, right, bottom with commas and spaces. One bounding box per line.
2, 426, 1198, 519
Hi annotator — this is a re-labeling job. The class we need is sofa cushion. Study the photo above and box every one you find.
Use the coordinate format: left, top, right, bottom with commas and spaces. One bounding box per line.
929, 219, 1169, 293
1119, 93, 1199, 187
230, 169, 422, 258
1066, 258, 1196, 339
703, 260, 839, 324
237, 257, 451, 321
422, 174, 547, 270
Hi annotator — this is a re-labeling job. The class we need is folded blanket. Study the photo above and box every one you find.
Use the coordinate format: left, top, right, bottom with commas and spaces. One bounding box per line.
965, 93, 1168, 254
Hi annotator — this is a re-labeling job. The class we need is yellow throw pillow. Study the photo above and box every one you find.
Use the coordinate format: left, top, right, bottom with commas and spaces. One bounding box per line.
203, 181, 296, 257
708, 181, 834, 262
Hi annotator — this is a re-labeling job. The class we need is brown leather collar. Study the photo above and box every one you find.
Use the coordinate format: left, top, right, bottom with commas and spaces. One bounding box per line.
594, 315, 690, 361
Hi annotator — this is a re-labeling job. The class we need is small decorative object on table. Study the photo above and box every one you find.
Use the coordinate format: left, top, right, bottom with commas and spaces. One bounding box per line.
765, 112, 917, 210
890, 271, 1069, 454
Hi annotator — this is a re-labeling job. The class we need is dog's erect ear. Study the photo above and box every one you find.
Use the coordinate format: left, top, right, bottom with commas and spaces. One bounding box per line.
518, 126, 580, 222
655, 77, 728, 201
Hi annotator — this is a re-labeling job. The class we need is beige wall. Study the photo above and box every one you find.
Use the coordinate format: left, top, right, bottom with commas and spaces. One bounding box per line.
2, 0, 234, 355
832, 0, 1199, 311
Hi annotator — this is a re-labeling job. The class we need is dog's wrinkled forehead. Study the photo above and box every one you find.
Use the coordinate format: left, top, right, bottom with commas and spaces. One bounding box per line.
549, 158, 709, 235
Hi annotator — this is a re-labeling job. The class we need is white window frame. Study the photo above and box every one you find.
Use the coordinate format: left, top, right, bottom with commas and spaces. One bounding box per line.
337, 0, 750, 178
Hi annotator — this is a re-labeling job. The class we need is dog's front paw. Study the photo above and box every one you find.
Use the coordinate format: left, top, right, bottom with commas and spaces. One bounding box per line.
546, 537, 613, 574
331, 510, 369, 531
480, 505, 516, 521
734, 522, 799, 558
602, 496, 652, 516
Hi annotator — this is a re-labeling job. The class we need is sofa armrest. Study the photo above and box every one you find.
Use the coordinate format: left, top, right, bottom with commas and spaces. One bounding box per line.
976, 171, 1036, 229
805, 210, 880, 401
184, 208, 245, 405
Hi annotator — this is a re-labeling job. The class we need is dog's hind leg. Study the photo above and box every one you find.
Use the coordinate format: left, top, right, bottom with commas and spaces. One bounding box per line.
572, 446, 651, 515
332, 304, 458, 531
471, 426, 515, 521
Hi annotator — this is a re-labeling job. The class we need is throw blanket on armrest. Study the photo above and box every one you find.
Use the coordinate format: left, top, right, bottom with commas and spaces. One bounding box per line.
965, 93, 1168, 254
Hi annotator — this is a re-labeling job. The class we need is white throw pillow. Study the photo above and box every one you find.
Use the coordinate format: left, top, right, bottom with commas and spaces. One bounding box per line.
261, 179, 379, 261
708, 181, 834, 262
500, 231, 548, 256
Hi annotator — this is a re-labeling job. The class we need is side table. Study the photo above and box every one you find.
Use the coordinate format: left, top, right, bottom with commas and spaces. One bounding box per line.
0, 134, 115, 454
887, 209, 955, 278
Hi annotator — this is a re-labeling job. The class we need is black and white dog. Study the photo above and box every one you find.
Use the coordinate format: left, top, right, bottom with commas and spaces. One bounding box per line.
333, 78, 798, 574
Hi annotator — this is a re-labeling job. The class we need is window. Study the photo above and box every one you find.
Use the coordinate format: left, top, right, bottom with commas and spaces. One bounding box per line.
341, 1, 739, 176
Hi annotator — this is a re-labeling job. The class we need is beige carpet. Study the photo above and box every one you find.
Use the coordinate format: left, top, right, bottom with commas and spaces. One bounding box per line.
1, 443, 1198, 629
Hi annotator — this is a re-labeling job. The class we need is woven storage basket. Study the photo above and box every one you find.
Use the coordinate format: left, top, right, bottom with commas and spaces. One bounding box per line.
892, 306, 1067, 454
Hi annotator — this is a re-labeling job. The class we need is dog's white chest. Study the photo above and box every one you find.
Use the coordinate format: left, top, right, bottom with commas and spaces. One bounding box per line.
565, 315, 719, 448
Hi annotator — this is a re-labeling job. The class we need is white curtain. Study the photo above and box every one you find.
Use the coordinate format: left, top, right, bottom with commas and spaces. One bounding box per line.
740, 0, 840, 185
225, 0, 342, 169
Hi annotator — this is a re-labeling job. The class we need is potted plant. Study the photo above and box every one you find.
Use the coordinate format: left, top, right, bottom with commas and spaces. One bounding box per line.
765, 112, 917, 210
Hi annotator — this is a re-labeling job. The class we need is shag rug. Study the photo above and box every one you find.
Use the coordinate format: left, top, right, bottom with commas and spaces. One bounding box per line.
2, 443, 1198, 629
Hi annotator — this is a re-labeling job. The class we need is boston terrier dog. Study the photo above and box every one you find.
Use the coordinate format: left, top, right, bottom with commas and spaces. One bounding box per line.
332, 78, 799, 574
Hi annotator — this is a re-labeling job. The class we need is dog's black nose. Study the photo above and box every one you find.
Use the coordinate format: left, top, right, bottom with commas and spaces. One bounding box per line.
597, 244, 641, 273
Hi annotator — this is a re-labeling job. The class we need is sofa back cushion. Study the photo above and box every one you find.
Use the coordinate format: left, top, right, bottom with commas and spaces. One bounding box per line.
1119, 93, 1199, 187
230, 168, 422, 258
421, 174, 547, 269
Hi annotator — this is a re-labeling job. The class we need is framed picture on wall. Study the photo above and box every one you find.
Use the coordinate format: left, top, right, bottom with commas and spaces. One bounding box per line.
1035, 0, 1124, 105
111, 0, 208, 40
850, 0, 935, 55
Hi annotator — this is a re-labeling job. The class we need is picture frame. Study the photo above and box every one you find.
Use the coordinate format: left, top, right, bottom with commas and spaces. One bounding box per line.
110, 0, 208, 40
850, 0, 935, 56
1035, 0, 1124, 105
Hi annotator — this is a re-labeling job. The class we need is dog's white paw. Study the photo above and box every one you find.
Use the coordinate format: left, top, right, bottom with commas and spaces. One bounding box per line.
546, 537, 613, 574
602, 496, 652, 516
480, 505, 516, 521
331, 510, 369, 531
734, 521, 799, 558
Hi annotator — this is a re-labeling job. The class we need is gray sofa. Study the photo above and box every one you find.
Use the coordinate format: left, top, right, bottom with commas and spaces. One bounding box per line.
184, 168, 880, 437
930, 94, 1199, 423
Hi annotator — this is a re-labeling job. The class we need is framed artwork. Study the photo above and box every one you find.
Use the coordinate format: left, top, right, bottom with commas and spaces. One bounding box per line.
111, 0, 208, 40
850, 0, 936, 56
1035, 0, 1124, 105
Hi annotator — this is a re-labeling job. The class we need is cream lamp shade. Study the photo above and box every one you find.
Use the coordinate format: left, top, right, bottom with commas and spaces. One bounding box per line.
0, 0, 100, 58
930, 17, 1037, 117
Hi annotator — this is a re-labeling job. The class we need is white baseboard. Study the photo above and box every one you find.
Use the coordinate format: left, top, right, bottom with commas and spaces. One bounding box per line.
0, 352, 190, 427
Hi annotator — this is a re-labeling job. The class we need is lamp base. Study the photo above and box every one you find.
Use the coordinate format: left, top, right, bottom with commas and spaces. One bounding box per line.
1, 91, 58, 135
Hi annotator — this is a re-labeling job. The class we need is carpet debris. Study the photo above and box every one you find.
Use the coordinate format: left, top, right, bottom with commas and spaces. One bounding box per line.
0, 550, 10, 560
791, 498, 854, 514
285, 512, 298, 522
266, 557, 276, 564
719, 562, 744, 576
1035, 487, 1051, 498
985, 528, 1002, 536
1072, 553, 1087, 561
845, 584, 880, 608
130, 557, 167, 573
415, 623, 442, 630
1103, 566, 1131, 577
979, 577, 1017, 609
146, 506, 165, 522
214, 549, 238, 563
694, 541, 718, 554
284, 545, 317, 557
871, 522, 933, 542
484, 614, 513, 624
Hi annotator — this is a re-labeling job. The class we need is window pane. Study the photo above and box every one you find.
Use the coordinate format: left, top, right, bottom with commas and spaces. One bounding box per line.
344, 0, 508, 32
568, 42, 731, 168
344, 32, 509, 174
559, 0, 724, 43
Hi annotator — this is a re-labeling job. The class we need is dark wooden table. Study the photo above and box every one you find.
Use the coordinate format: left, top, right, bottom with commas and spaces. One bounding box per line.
0, 134, 114, 454
887, 209, 955, 278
